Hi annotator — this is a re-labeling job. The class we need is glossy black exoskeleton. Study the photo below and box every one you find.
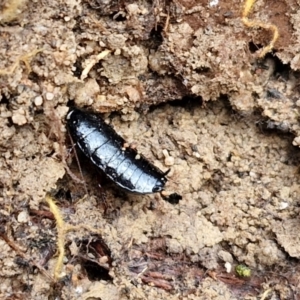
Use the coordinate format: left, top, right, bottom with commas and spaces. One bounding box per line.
66, 108, 168, 194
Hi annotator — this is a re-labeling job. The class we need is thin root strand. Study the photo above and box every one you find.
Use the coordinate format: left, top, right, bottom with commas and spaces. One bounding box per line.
242, 0, 279, 57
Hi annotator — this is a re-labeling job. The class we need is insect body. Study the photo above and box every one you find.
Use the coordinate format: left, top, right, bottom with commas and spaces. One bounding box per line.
66, 108, 168, 194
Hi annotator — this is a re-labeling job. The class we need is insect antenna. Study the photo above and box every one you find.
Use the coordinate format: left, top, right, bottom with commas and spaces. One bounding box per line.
44, 103, 87, 191
67, 130, 88, 195
163, 169, 171, 176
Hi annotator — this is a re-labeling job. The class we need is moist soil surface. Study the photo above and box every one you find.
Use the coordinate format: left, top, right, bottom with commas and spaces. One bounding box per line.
1, 0, 300, 299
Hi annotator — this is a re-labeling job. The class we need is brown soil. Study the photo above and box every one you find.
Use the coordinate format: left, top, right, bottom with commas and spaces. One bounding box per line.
1, 0, 300, 299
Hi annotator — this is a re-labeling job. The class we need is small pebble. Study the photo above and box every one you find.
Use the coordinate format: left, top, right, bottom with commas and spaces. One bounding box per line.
45, 92, 54, 101
279, 202, 289, 210
162, 149, 169, 158
114, 49, 121, 55
293, 136, 300, 146
12, 111, 27, 125
193, 152, 201, 158
34, 96, 43, 106
225, 262, 232, 273
165, 156, 174, 166
162, 149, 174, 166
75, 286, 83, 294
17, 211, 29, 223
99, 256, 108, 264
99, 41, 106, 47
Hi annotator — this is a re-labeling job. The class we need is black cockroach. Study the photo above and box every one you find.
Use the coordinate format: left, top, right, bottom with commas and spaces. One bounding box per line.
66, 108, 169, 194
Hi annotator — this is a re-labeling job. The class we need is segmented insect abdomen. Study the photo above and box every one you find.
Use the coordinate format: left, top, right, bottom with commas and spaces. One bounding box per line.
67, 108, 167, 194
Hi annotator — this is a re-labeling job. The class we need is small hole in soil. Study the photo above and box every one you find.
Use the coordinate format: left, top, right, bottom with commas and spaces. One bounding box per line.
72, 59, 83, 78
165, 96, 202, 109
78, 237, 113, 281
55, 188, 72, 202
271, 54, 290, 80
28, 72, 40, 82
150, 25, 163, 44
6, 116, 14, 127
248, 41, 263, 53
84, 261, 112, 281
194, 66, 210, 74
110, 11, 126, 21
0, 93, 10, 109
